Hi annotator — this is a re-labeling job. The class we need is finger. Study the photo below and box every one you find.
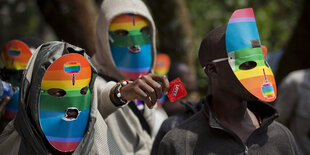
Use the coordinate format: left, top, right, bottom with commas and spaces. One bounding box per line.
0, 97, 10, 111
137, 80, 157, 106
134, 87, 153, 108
149, 74, 170, 95
141, 75, 162, 99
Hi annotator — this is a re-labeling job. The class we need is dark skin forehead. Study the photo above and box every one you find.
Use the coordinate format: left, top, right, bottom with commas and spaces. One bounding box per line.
198, 26, 227, 67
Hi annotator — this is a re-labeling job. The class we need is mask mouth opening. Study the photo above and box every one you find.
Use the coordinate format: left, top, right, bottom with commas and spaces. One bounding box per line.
63, 107, 80, 121
128, 45, 141, 53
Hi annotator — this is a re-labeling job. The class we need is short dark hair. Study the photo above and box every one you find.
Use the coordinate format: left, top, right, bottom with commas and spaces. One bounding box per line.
198, 26, 227, 67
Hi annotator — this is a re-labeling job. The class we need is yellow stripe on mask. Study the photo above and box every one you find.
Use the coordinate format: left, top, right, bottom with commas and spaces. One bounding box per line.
235, 66, 274, 80
109, 20, 149, 31
5, 61, 28, 70
41, 78, 90, 89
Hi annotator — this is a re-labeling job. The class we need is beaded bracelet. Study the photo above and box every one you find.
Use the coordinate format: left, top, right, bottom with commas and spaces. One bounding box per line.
112, 80, 131, 106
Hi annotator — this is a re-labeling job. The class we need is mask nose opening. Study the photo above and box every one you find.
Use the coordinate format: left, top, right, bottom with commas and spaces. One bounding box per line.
128, 45, 141, 53
63, 107, 80, 121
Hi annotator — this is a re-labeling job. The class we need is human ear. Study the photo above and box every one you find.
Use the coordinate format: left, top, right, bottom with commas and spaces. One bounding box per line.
204, 62, 218, 77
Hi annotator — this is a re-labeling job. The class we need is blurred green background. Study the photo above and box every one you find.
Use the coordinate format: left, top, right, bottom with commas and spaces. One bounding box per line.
0, 0, 308, 96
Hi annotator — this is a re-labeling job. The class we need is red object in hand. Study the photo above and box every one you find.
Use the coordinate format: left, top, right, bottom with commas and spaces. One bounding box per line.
167, 78, 187, 102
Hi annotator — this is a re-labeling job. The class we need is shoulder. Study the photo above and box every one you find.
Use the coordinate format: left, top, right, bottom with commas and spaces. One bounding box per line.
281, 69, 309, 86
267, 121, 298, 149
268, 121, 299, 154
159, 112, 190, 133
159, 111, 206, 149
268, 121, 295, 138
159, 125, 198, 155
178, 109, 208, 131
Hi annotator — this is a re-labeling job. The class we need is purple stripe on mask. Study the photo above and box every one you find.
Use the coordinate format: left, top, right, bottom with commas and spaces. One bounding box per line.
46, 136, 83, 143
229, 17, 256, 23
117, 67, 150, 72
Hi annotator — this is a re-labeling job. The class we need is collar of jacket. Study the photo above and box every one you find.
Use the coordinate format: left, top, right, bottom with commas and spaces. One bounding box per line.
202, 95, 279, 132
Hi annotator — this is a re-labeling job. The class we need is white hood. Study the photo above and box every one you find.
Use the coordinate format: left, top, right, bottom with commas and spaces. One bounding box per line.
91, 0, 157, 81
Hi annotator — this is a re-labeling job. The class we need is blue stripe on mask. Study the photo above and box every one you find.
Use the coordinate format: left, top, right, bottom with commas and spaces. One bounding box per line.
110, 43, 152, 69
39, 109, 89, 138
226, 22, 261, 53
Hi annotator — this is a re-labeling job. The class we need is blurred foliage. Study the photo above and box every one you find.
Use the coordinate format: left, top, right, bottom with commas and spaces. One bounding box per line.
0, 0, 55, 51
0, 0, 305, 96
185, 0, 303, 95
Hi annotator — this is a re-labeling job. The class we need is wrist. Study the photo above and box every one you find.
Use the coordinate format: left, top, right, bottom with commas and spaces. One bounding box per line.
110, 80, 131, 107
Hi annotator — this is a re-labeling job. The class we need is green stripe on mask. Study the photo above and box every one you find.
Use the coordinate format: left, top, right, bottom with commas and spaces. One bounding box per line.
109, 31, 150, 47
39, 90, 91, 112
40, 89, 89, 97
233, 59, 266, 72
230, 47, 266, 72
233, 47, 264, 59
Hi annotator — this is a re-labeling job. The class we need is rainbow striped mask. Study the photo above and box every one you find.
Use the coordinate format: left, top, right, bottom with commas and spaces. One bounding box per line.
226, 8, 277, 102
39, 53, 91, 152
109, 14, 152, 80
154, 54, 171, 75
1, 40, 33, 119
1, 40, 32, 70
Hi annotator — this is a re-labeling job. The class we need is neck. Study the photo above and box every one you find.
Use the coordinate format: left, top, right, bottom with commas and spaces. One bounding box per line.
210, 92, 248, 123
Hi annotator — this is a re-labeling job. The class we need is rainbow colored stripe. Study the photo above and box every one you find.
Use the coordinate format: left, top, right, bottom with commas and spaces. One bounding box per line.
9, 48, 21, 56
109, 14, 150, 31
154, 54, 171, 75
4, 88, 19, 120
111, 44, 151, 80
64, 62, 81, 74
1, 40, 32, 70
261, 83, 275, 99
109, 14, 152, 80
39, 53, 91, 152
157, 94, 165, 106
226, 8, 276, 102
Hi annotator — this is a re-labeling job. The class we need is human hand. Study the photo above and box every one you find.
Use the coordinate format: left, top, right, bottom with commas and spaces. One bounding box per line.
0, 97, 10, 119
121, 74, 170, 109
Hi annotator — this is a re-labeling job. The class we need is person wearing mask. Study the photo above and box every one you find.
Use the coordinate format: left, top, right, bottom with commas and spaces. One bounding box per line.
0, 41, 169, 154
158, 8, 299, 155
91, 0, 163, 154
0, 38, 43, 130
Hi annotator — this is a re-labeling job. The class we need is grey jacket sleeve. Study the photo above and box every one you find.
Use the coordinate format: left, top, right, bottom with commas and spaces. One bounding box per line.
158, 129, 196, 155
274, 74, 298, 126
95, 77, 119, 119
275, 121, 300, 155
158, 136, 177, 155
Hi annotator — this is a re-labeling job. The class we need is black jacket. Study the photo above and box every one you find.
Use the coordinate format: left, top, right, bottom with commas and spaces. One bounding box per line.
151, 100, 203, 155
158, 97, 299, 155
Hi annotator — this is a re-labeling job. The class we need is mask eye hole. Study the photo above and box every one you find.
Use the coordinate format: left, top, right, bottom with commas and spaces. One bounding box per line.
114, 30, 129, 36
80, 86, 88, 95
239, 61, 257, 70
47, 88, 66, 97
140, 26, 150, 34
